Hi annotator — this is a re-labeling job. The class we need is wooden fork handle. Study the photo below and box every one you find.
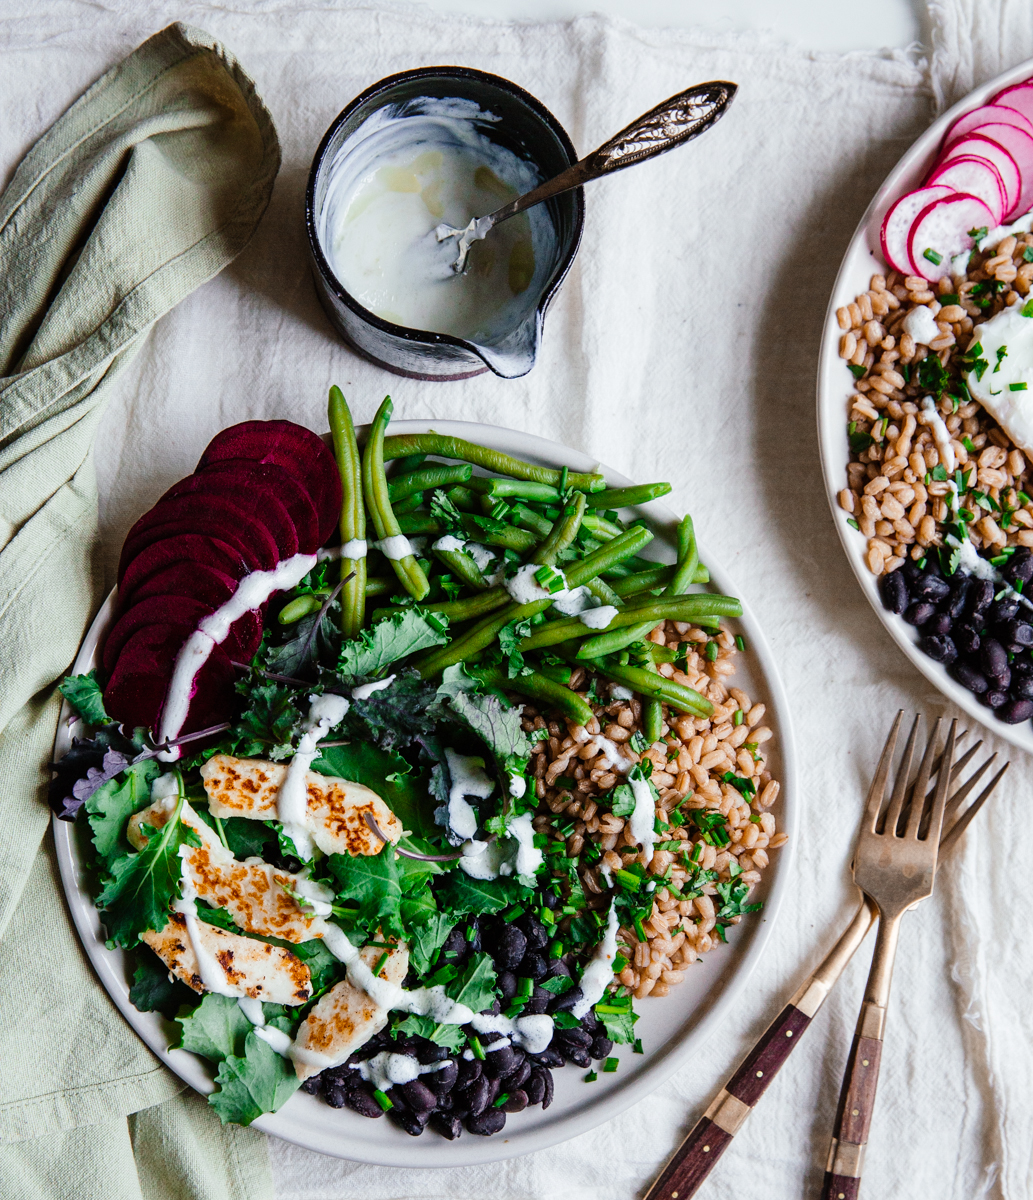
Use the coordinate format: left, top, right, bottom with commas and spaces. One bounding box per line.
819, 1003, 885, 1200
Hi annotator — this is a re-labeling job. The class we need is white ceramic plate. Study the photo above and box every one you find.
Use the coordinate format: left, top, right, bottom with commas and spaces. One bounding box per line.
53, 419, 796, 1166
817, 58, 1033, 755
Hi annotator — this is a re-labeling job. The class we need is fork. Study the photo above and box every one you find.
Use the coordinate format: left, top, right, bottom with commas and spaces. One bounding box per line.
818, 712, 955, 1199
642, 719, 1006, 1200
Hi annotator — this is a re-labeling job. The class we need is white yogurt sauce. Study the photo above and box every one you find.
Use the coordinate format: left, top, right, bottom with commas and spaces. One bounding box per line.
628, 775, 658, 864
319, 98, 553, 344
550, 585, 595, 617
464, 543, 497, 573
505, 562, 585, 609
157, 552, 317, 759
276, 693, 351, 860
341, 539, 368, 559
458, 812, 543, 880
359, 1052, 455, 1092
374, 535, 414, 561
237, 996, 266, 1025
964, 304, 1033, 454
903, 305, 941, 347
444, 747, 495, 840
579, 605, 618, 630
351, 674, 396, 700
432, 534, 467, 553
976, 208, 1033, 253
173, 861, 239, 998
571, 725, 633, 773
920, 396, 956, 472
572, 903, 621, 1019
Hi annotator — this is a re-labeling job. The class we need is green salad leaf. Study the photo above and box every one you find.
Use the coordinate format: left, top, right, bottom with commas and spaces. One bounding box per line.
86, 759, 161, 866
436, 872, 530, 919
449, 688, 533, 777
129, 950, 197, 1019
211, 1031, 302, 1125
328, 849, 403, 939
337, 608, 449, 682
594, 1006, 639, 1044
314, 742, 436, 838
176, 992, 253, 1061
58, 670, 110, 725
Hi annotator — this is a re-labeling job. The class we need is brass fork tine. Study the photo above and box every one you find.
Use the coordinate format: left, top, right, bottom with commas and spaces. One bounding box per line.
940, 761, 1009, 856
916, 718, 956, 843
863, 709, 903, 831
904, 716, 941, 839
942, 746, 992, 832
906, 733, 975, 837
882, 713, 921, 834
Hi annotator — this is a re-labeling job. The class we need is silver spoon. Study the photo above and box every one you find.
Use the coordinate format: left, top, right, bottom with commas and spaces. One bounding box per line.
434, 79, 737, 275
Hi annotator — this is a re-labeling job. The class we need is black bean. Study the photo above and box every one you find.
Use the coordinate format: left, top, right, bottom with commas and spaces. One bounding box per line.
501, 1060, 532, 1091
527, 1047, 564, 1068
981, 689, 1010, 709
523, 986, 551, 1015
325, 1083, 348, 1108
981, 638, 1009, 677
491, 925, 528, 971
524, 1068, 547, 1106
999, 697, 1033, 722
969, 579, 995, 616
401, 1080, 437, 1114
920, 634, 957, 664
946, 576, 972, 620
497, 971, 518, 1001
951, 661, 989, 694
880, 569, 910, 615
991, 666, 1012, 691
902, 558, 924, 585
485, 1046, 521, 1079
431, 1112, 463, 1140
457, 1058, 483, 1084
467, 1108, 507, 1136
428, 1060, 458, 1093
541, 1068, 555, 1110
1014, 655, 1033, 675
914, 573, 950, 603
1012, 674, 1033, 700
954, 624, 982, 655
392, 1109, 426, 1137
542, 889, 559, 910
590, 1035, 614, 1060
462, 1076, 490, 1116
904, 600, 937, 627
301, 1077, 322, 1095
999, 620, 1033, 647
923, 613, 953, 637
520, 952, 548, 982
439, 926, 467, 963
561, 1045, 592, 1068
1003, 547, 1033, 585
344, 1087, 384, 1119
555, 1027, 593, 1050
484, 1076, 500, 1107
551, 986, 584, 1014
416, 1041, 451, 1065
546, 958, 572, 979
503, 1089, 529, 1113
519, 914, 549, 950
990, 597, 1021, 624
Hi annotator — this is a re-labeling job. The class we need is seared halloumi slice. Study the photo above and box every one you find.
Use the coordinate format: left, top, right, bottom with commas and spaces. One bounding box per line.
130, 798, 335, 945
291, 942, 409, 1081
199, 754, 402, 856
143, 913, 313, 1005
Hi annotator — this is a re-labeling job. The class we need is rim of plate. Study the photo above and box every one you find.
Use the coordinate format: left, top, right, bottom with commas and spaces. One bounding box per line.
52, 419, 797, 1166
817, 57, 1033, 755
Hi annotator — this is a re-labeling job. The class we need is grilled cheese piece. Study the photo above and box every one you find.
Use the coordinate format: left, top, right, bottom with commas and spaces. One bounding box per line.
199, 754, 402, 856
143, 913, 312, 1004
291, 942, 409, 1081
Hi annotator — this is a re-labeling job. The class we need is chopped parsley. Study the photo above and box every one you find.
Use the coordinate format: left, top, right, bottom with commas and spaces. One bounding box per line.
969, 226, 988, 240
1023, 298, 1033, 318
994, 346, 1009, 373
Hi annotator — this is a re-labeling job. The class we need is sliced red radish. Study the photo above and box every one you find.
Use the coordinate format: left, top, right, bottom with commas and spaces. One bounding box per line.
197, 460, 321, 554
926, 157, 1005, 222
160, 475, 300, 561
953, 122, 1033, 217
119, 561, 242, 616
944, 102, 1033, 147
992, 83, 1033, 125
197, 420, 342, 544
906, 193, 996, 281
939, 134, 1021, 214
118, 533, 252, 595
880, 185, 954, 274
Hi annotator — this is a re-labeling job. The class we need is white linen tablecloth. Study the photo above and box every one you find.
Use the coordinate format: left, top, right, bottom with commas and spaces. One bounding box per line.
3, 0, 1030, 1195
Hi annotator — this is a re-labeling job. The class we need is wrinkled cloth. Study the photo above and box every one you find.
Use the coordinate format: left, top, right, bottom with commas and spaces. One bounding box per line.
0, 18, 279, 1200
2, 1, 1033, 1198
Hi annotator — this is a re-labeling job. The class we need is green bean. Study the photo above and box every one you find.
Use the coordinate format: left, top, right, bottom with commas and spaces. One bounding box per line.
585, 577, 624, 607
365, 576, 395, 597
397, 514, 442, 536
564, 525, 654, 588
511, 503, 553, 537
532, 492, 586, 565
642, 692, 663, 743
279, 594, 322, 624
381, 432, 605, 492
601, 553, 662, 579
328, 386, 366, 638
669, 514, 699, 596
521, 595, 742, 652
391, 492, 424, 515
460, 514, 537, 553
391, 453, 427, 475
446, 485, 479, 511
361, 398, 430, 602
582, 661, 713, 717
475, 666, 594, 726
611, 564, 709, 596
433, 545, 489, 591
465, 477, 561, 502
585, 482, 672, 508
387, 463, 472, 502
581, 511, 624, 541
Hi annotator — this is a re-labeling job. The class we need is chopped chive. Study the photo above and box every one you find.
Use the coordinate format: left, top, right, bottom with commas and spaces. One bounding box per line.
962, 436, 975, 452
917, 557, 927, 568
471, 1036, 486, 1061
969, 226, 988, 240
1010, 382, 1028, 391
612, 953, 628, 973
633, 916, 648, 943
594, 1003, 631, 1014
603, 1057, 619, 1073
584, 1071, 598, 1082
940, 293, 959, 305
1024, 247, 1033, 263
733, 709, 744, 726
735, 634, 746, 651
633, 1038, 644, 1054
372, 952, 388, 977
534, 564, 566, 594
493, 1092, 510, 1107
923, 247, 943, 265
1020, 492, 1032, 505
373, 1090, 393, 1112
847, 517, 860, 531
548, 939, 564, 958
1023, 298, 1033, 318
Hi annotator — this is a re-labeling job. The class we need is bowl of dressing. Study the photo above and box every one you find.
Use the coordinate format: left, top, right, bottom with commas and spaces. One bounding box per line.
306, 67, 584, 381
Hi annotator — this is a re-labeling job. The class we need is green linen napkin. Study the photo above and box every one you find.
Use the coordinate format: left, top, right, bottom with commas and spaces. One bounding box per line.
0, 23, 280, 1198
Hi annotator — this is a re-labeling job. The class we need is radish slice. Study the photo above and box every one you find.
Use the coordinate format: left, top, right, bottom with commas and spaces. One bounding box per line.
939, 134, 1021, 213
992, 82, 1033, 125
926, 157, 1005, 222
906, 193, 995, 282
880, 185, 953, 274
944, 102, 1033, 146
954, 122, 1033, 218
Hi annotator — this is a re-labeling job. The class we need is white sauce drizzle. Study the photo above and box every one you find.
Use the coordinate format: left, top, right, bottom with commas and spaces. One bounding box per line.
341, 539, 368, 559
920, 396, 956, 472
549, 585, 595, 617
432, 534, 466, 553
359, 1052, 454, 1092
444, 747, 494, 840
464, 543, 496, 573
610, 684, 634, 701
276, 693, 351, 861
503, 562, 575, 606
255, 1025, 294, 1057
374, 535, 414, 561
173, 859, 239, 998
158, 553, 317, 760
628, 775, 658, 864
571, 903, 620, 1019
351, 675, 396, 700
902, 305, 941, 347
580, 604, 618, 630
237, 997, 265, 1025
458, 812, 543, 880
572, 725, 633, 773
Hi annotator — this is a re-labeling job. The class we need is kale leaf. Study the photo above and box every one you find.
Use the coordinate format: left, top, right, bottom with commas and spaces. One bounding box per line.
345, 669, 442, 753
448, 688, 532, 777
176, 992, 253, 1060
337, 608, 449, 683
314, 742, 436, 838
59, 670, 110, 725
85, 759, 161, 866
210, 1032, 301, 1124
400, 886, 454, 975
436, 872, 530, 919
328, 850, 403, 939
129, 950, 197, 1019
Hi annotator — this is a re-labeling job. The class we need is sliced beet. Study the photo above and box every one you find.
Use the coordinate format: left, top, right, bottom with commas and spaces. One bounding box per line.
159, 475, 299, 561
119, 518, 271, 584
118, 533, 253, 593
197, 459, 321, 553
102, 597, 261, 675
196, 420, 341, 544
104, 626, 236, 736
119, 561, 242, 613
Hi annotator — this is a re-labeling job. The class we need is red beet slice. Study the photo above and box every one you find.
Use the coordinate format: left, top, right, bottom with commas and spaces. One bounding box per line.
119, 494, 280, 579
160, 475, 299, 561
118, 533, 252, 594
198, 459, 321, 553
104, 626, 236, 736
196, 420, 341, 544
102, 598, 261, 675
880, 185, 953, 274
119, 561, 242, 614
119, 518, 271, 584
